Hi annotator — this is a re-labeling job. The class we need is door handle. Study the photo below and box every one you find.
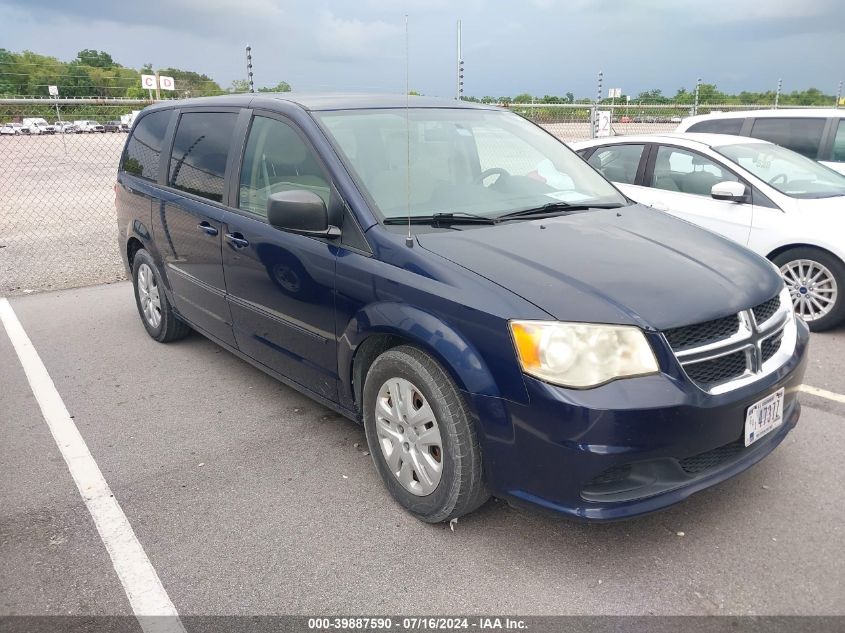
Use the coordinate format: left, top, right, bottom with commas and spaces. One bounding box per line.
197, 222, 218, 236
225, 233, 250, 248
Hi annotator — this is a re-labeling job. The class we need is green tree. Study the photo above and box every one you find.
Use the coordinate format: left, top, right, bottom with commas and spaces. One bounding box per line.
158, 67, 223, 97
229, 79, 251, 93
75, 49, 115, 68
258, 80, 292, 92
636, 88, 668, 104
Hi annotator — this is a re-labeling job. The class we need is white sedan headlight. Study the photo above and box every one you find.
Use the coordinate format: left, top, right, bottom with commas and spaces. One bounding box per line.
509, 321, 659, 388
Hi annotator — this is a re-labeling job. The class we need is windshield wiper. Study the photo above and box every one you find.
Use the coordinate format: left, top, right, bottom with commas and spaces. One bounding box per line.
496, 201, 624, 221
383, 212, 498, 227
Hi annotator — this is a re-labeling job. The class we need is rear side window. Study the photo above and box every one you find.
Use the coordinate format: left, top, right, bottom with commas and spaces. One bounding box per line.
749, 117, 825, 159
687, 118, 744, 135
587, 144, 644, 184
831, 119, 845, 162
168, 112, 237, 202
121, 110, 171, 181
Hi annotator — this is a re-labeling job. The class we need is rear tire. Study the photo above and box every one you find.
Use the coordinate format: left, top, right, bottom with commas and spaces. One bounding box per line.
363, 345, 489, 522
131, 249, 191, 342
772, 247, 845, 332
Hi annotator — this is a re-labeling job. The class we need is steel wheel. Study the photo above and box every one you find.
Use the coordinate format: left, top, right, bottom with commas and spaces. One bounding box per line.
137, 262, 162, 329
780, 259, 838, 322
375, 377, 443, 496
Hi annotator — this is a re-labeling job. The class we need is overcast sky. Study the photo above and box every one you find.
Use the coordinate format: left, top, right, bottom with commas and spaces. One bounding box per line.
2, 0, 844, 98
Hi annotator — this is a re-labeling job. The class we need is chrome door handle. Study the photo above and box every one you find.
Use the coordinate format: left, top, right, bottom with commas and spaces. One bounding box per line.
197, 222, 218, 236
225, 233, 249, 248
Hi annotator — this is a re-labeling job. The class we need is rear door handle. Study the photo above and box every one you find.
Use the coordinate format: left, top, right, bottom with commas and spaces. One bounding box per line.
197, 222, 218, 236
225, 233, 250, 248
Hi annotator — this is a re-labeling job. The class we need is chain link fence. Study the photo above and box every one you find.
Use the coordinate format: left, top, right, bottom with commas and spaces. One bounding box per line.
0, 99, 836, 295
1, 99, 152, 294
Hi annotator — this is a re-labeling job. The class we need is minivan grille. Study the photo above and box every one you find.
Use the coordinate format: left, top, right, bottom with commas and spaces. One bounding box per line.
663, 292, 792, 392
753, 295, 781, 325
663, 314, 739, 352
761, 330, 784, 364
684, 350, 748, 386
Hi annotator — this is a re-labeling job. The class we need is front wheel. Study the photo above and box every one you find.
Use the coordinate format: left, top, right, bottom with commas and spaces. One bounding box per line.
363, 346, 489, 523
773, 247, 845, 331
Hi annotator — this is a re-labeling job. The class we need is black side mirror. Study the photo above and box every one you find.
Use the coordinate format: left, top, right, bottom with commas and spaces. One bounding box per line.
266, 190, 340, 238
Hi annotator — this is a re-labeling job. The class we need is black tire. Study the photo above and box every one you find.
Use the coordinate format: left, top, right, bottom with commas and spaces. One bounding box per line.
772, 247, 845, 332
131, 249, 191, 342
363, 345, 489, 522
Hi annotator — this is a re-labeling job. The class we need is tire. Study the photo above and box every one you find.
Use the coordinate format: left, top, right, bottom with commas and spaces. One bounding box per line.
363, 345, 489, 522
772, 247, 845, 332
131, 249, 191, 342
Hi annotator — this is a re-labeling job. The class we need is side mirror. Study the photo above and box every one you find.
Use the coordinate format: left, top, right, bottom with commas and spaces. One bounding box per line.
711, 181, 749, 203
266, 190, 340, 238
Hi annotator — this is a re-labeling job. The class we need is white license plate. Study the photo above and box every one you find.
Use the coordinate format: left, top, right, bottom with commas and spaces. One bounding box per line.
744, 387, 785, 447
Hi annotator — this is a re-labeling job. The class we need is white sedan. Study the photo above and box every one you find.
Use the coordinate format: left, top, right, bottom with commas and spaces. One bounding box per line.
570, 133, 845, 331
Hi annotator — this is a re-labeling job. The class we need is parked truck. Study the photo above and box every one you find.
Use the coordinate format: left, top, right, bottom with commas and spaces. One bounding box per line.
21, 118, 59, 135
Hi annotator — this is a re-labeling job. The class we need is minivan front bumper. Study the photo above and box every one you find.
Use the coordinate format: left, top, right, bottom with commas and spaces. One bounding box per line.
470, 319, 810, 521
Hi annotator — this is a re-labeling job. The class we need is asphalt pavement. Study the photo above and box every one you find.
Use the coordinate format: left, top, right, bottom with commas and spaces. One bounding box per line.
1, 282, 843, 618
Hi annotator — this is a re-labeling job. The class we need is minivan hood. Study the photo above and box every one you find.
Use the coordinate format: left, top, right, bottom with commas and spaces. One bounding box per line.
416, 205, 782, 330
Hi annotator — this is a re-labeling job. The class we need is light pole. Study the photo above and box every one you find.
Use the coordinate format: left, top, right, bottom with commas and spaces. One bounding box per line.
456, 20, 463, 100
774, 78, 782, 109
592, 70, 603, 138
694, 78, 701, 116
246, 45, 255, 93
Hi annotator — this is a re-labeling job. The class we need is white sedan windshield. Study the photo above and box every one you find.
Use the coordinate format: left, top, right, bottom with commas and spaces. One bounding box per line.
716, 142, 845, 199
315, 108, 626, 219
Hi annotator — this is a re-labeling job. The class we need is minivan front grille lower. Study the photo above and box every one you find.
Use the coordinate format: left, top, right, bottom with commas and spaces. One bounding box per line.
683, 350, 748, 386
761, 330, 784, 364
663, 290, 795, 393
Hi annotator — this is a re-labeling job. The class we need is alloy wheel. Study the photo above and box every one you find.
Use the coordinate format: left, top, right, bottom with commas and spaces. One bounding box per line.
780, 259, 838, 322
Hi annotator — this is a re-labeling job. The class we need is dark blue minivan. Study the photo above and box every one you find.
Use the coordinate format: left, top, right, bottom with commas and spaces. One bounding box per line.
116, 94, 809, 522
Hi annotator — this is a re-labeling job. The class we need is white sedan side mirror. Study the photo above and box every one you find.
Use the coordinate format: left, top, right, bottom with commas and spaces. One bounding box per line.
711, 181, 749, 203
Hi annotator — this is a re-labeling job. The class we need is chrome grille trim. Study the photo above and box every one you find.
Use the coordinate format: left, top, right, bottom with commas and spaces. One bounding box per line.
663, 288, 797, 394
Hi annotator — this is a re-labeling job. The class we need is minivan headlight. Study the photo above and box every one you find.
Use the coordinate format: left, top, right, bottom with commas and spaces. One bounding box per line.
509, 321, 659, 388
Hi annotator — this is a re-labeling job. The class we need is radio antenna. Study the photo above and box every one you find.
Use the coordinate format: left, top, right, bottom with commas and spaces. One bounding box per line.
404, 13, 413, 248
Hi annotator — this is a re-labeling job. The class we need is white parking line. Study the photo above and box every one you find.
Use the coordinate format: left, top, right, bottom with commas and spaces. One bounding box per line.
801, 384, 845, 405
0, 298, 185, 633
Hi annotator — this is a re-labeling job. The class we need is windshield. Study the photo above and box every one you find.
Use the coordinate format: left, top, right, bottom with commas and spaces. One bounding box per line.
314, 108, 626, 219
715, 142, 845, 199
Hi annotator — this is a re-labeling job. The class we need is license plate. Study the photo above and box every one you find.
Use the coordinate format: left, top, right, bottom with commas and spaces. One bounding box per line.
744, 388, 785, 447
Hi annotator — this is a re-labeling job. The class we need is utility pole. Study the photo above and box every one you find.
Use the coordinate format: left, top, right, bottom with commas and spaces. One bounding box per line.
693, 77, 701, 116
592, 70, 603, 138
154, 70, 161, 100
246, 45, 255, 93
456, 20, 463, 100
836, 80, 842, 109
774, 78, 782, 109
